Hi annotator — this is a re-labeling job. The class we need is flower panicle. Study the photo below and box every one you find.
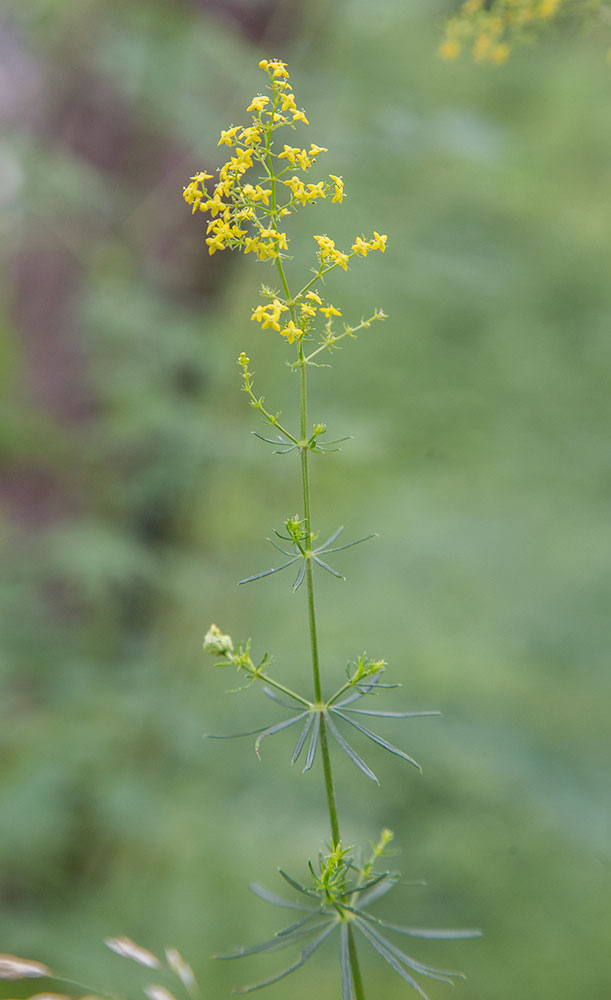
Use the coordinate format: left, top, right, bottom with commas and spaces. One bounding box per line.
181, 58, 387, 351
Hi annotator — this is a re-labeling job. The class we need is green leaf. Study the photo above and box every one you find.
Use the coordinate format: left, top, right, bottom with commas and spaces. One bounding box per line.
332, 711, 421, 771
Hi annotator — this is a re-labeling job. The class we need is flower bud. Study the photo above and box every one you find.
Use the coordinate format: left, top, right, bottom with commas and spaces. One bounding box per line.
203, 624, 234, 657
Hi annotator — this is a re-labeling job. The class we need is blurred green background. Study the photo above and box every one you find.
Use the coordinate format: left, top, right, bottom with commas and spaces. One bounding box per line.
1, 1, 610, 998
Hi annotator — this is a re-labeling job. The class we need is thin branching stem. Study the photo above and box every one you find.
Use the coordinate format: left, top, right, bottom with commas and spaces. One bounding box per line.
274, 247, 361, 992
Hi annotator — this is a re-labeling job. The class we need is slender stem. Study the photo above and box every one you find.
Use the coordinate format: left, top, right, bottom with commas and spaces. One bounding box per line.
297, 338, 341, 845
251, 669, 311, 707
271, 122, 365, 991
347, 925, 366, 1000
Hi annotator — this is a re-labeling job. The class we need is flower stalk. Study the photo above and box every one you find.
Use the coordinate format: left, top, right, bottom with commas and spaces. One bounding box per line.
190, 58, 479, 999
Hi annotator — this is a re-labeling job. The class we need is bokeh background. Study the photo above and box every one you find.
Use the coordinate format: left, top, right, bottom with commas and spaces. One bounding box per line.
1, 1, 610, 998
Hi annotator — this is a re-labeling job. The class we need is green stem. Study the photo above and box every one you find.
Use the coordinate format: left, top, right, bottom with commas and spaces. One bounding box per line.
250, 669, 311, 707
347, 925, 366, 1000
297, 338, 341, 845
272, 136, 365, 991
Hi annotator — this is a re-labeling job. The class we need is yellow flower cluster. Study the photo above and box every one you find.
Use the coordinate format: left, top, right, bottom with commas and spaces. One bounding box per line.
183, 58, 388, 349
439, 0, 568, 63
182, 59, 343, 261
313, 231, 387, 271
250, 288, 346, 344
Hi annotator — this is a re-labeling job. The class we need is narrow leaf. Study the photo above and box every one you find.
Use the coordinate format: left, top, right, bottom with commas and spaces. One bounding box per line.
267, 539, 294, 556
355, 922, 430, 999
303, 711, 320, 771
316, 525, 344, 549
359, 913, 482, 939
356, 875, 399, 909
292, 714, 314, 765
276, 911, 322, 937
262, 686, 303, 710
278, 870, 319, 899
326, 715, 379, 783
206, 725, 270, 740
322, 533, 378, 554
340, 871, 389, 898
234, 925, 335, 993
238, 558, 299, 586
313, 556, 345, 581
339, 925, 354, 1000
254, 713, 308, 757
340, 709, 440, 719
217, 921, 329, 960
249, 884, 309, 911
333, 711, 421, 771
251, 432, 288, 445
292, 561, 307, 591
357, 921, 461, 983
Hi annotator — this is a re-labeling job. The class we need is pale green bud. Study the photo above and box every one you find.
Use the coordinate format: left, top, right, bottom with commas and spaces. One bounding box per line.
203, 624, 234, 657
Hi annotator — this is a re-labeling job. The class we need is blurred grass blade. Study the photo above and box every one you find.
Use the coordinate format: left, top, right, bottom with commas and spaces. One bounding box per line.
105, 938, 160, 969
0, 956, 53, 980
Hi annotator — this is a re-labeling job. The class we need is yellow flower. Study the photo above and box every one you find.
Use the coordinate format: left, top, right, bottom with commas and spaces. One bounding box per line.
309, 144, 328, 157
369, 231, 387, 252
492, 43, 510, 64
296, 149, 312, 170
306, 182, 326, 201
538, 0, 560, 17
320, 305, 342, 318
239, 126, 262, 145
314, 234, 335, 255
300, 302, 317, 318
201, 190, 227, 217
218, 126, 241, 146
183, 181, 203, 213
280, 92, 297, 112
270, 60, 290, 79
280, 320, 302, 344
206, 232, 227, 255
351, 236, 369, 257
292, 109, 309, 124
439, 40, 461, 61
251, 299, 288, 331
278, 144, 300, 165
330, 249, 349, 270
247, 95, 269, 112
306, 290, 322, 305
329, 174, 344, 204
260, 229, 288, 250
473, 33, 491, 61
283, 175, 307, 204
